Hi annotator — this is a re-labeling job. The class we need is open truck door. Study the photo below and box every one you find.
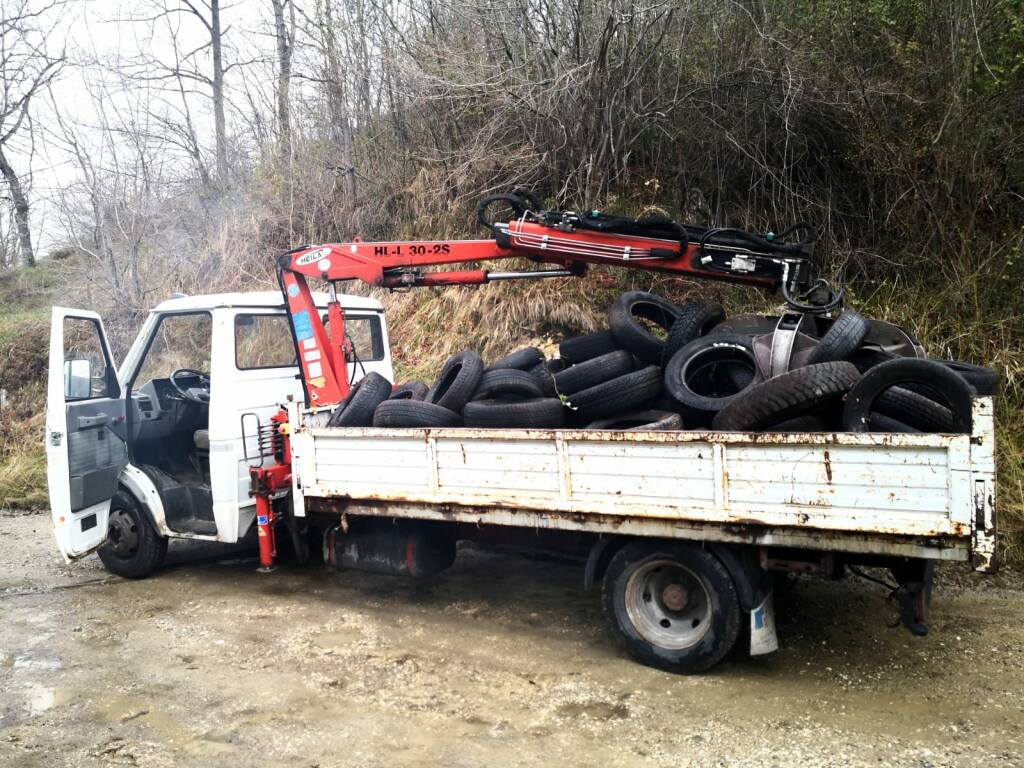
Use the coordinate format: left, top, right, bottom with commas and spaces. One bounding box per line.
46, 308, 128, 560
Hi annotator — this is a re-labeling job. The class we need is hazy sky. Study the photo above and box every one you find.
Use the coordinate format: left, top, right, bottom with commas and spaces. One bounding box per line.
10, 0, 279, 252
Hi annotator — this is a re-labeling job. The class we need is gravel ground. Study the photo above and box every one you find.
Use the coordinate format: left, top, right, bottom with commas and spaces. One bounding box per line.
1, 510, 1022, 767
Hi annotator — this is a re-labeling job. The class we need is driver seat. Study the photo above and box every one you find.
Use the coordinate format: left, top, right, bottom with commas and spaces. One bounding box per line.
191, 429, 211, 482
193, 429, 210, 453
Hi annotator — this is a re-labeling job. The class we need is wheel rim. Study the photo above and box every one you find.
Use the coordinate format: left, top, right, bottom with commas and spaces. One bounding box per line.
624, 560, 712, 650
106, 507, 140, 559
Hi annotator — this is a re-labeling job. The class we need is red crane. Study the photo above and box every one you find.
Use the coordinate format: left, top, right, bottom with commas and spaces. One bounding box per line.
276, 192, 835, 409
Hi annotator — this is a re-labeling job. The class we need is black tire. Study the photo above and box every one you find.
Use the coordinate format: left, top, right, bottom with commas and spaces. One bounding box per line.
463, 397, 566, 428
866, 412, 919, 433
721, 362, 756, 391
607, 291, 681, 364
850, 346, 898, 373
661, 300, 726, 366
663, 334, 760, 426
768, 415, 829, 432
566, 366, 663, 420
553, 350, 635, 395
390, 380, 429, 401
933, 359, 999, 396
807, 311, 871, 364
328, 372, 393, 427
842, 358, 973, 434
713, 362, 861, 431
709, 314, 779, 337
602, 541, 741, 674
874, 387, 954, 432
587, 410, 683, 431
97, 490, 168, 579
473, 368, 545, 400
559, 330, 621, 364
528, 362, 557, 396
373, 399, 462, 428
428, 350, 485, 413
486, 346, 545, 372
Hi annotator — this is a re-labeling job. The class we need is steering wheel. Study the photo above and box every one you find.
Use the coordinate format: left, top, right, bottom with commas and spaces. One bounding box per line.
169, 368, 211, 404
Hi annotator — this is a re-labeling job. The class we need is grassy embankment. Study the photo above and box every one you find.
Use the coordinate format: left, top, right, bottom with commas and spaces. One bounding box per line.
0, 258, 75, 509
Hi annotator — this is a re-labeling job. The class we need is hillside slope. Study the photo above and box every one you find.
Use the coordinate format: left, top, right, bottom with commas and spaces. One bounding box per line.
0, 258, 86, 509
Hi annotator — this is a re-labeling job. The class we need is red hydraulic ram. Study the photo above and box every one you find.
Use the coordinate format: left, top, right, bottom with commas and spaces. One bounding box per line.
248, 410, 292, 571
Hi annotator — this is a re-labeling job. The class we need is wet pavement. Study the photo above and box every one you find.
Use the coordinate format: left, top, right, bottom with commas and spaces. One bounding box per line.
2, 510, 1023, 767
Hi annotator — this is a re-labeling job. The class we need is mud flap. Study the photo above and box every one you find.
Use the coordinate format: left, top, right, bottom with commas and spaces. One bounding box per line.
749, 590, 779, 656
892, 560, 934, 637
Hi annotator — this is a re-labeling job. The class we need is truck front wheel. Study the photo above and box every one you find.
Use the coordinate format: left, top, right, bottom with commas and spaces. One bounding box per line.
602, 541, 741, 673
97, 490, 168, 579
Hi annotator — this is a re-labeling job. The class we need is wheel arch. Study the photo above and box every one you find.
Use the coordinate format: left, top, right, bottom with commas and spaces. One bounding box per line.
585, 536, 770, 612
583, 535, 627, 591
706, 543, 772, 612
118, 464, 170, 537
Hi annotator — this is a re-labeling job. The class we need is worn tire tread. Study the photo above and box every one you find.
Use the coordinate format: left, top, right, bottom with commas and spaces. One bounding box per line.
712, 362, 860, 431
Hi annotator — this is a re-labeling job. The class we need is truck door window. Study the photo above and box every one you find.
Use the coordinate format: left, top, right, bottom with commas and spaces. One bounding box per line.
63, 316, 117, 400
235, 314, 297, 369
135, 312, 212, 385
322, 314, 385, 362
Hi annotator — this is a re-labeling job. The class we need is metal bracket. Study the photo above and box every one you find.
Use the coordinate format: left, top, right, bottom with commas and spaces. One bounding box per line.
240, 412, 264, 468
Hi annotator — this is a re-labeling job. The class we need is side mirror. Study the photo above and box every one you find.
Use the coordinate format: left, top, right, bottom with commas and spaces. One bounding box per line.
63, 359, 92, 400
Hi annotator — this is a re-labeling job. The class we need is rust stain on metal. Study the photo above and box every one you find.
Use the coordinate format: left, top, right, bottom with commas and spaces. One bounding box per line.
300, 408, 988, 565
787, 494, 832, 509
303, 497, 971, 562
728, 517, 770, 527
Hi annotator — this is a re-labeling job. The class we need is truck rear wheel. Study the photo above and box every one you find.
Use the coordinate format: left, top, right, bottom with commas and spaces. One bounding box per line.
97, 490, 168, 579
602, 541, 741, 673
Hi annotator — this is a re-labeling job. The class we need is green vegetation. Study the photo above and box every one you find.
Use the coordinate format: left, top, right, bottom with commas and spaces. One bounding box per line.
0, 259, 75, 509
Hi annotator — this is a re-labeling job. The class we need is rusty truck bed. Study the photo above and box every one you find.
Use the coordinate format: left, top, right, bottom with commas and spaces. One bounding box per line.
288, 399, 997, 571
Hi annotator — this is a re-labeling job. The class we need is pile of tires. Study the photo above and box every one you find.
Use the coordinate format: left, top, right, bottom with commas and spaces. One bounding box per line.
325, 289, 995, 436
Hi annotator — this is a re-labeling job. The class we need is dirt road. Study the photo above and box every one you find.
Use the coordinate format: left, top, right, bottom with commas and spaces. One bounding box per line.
1, 511, 1022, 767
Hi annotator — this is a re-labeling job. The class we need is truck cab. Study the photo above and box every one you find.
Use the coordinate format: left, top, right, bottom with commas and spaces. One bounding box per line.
45, 292, 391, 576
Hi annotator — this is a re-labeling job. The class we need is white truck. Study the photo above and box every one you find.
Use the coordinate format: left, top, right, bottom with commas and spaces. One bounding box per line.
47, 292, 998, 673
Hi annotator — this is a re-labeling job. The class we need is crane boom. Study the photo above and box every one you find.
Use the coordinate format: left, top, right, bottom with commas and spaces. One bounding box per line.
277, 203, 827, 409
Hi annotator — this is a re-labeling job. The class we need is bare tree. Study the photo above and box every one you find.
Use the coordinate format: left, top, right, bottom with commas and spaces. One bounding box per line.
309, 0, 356, 203
0, 0, 64, 267
206, 0, 228, 181
271, 0, 295, 158
157, 24, 214, 190
129, 0, 249, 187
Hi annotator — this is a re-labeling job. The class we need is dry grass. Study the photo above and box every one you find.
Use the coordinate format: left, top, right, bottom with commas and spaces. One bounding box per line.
0, 374, 48, 511
0, 260, 72, 511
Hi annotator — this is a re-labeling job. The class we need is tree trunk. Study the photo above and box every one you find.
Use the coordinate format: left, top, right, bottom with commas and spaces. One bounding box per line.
272, 0, 292, 159
211, 0, 229, 183
0, 145, 34, 267
321, 0, 357, 203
